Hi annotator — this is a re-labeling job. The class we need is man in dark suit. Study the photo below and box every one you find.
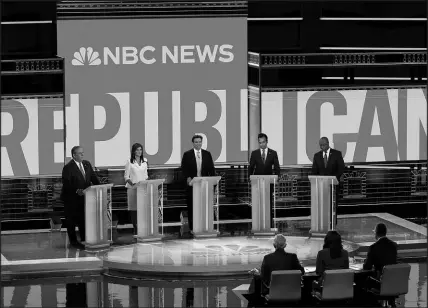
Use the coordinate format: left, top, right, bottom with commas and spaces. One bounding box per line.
61, 146, 100, 249
181, 135, 215, 232
249, 133, 281, 228
248, 234, 304, 298
363, 223, 398, 306
249, 133, 280, 177
363, 223, 398, 275
311, 137, 345, 227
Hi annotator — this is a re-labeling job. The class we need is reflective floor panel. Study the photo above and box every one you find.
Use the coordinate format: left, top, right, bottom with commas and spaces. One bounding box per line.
2, 262, 426, 308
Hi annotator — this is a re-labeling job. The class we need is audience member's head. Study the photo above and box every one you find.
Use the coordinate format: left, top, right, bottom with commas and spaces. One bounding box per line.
374, 223, 387, 240
273, 234, 287, 250
323, 230, 343, 259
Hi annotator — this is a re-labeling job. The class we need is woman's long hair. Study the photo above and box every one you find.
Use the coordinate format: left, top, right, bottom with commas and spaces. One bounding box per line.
323, 230, 343, 259
130, 143, 144, 164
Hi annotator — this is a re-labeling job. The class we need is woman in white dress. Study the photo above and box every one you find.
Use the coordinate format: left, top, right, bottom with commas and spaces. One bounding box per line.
124, 143, 148, 235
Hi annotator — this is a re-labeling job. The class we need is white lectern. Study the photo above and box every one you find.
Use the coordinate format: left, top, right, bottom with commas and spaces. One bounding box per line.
190, 176, 221, 238
84, 183, 114, 250
250, 175, 278, 236
134, 179, 165, 242
308, 175, 338, 237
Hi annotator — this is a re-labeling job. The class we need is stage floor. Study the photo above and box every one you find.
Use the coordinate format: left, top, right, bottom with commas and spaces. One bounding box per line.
103, 236, 360, 277
1, 213, 426, 279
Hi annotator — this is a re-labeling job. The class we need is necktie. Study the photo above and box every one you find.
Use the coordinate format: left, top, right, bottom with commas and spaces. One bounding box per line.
323, 152, 328, 168
262, 149, 266, 163
79, 162, 86, 178
196, 151, 202, 177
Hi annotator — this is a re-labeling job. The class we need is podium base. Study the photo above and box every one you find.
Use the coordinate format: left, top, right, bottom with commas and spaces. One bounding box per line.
252, 231, 277, 236
135, 234, 163, 243
85, 242, 111, 251
309, 231, 328, 238
193, 231, 219, 239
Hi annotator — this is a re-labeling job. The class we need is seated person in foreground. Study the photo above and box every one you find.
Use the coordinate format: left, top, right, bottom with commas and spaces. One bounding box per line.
249, 234, 305, 295
313, 230, 349, 289
363, 223, 398, 277
363, 223, 399, 307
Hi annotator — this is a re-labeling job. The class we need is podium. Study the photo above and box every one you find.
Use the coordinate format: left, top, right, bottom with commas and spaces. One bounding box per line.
250, 175, 278, 236
134, 179, 165, 242
84, 184, 114, 250
308, 175, 338, 237
190, 176, 221, 238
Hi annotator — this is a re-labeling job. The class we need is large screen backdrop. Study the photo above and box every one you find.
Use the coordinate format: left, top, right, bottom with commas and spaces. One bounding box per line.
1, 98, 65, 177
262, 88, 427, 165
2, 18, 427, 177
57, 18, 248, 169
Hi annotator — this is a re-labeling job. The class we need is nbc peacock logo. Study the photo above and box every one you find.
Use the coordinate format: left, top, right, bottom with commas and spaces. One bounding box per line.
71, 47, 101, 66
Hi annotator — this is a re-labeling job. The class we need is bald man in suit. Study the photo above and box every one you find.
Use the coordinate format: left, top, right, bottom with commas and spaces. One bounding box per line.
61, 146, 100, 249
311, 137, 345, 226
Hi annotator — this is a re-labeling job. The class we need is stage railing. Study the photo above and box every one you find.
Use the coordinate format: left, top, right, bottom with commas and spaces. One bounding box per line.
1, 164, 427, 225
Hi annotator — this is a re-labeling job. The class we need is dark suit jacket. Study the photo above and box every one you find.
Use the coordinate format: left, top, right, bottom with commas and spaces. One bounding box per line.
363, 237, 398, 274
260, 249, 304, 292
181, 149, 215, 182
61, 160, 100, 216
311, 148, 345, 181
249, 148, 280, 176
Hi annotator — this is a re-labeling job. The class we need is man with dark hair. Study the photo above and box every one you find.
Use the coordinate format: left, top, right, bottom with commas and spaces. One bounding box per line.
249, 133, 280, 177
181, 135, 215, 232
61, 146, 100, 249
311, 137, 345, 226
363, 223, 398, 275
249, 133, 281, 228
363, 223, 398, 307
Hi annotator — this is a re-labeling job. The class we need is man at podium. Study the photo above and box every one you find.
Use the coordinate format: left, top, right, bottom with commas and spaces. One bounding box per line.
311, 137, 345, 225
181, 135, 215, 232
249, 133, 280, 227
61, 146, 100, 249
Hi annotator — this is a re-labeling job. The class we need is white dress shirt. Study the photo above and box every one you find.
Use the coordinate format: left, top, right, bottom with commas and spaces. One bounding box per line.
74, 159, 85, 177
124, 158, 148, 188
324, 148, 331, 160
260, 147, 269, 156
194, 149, 202, 177
194, 148, 202, 159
